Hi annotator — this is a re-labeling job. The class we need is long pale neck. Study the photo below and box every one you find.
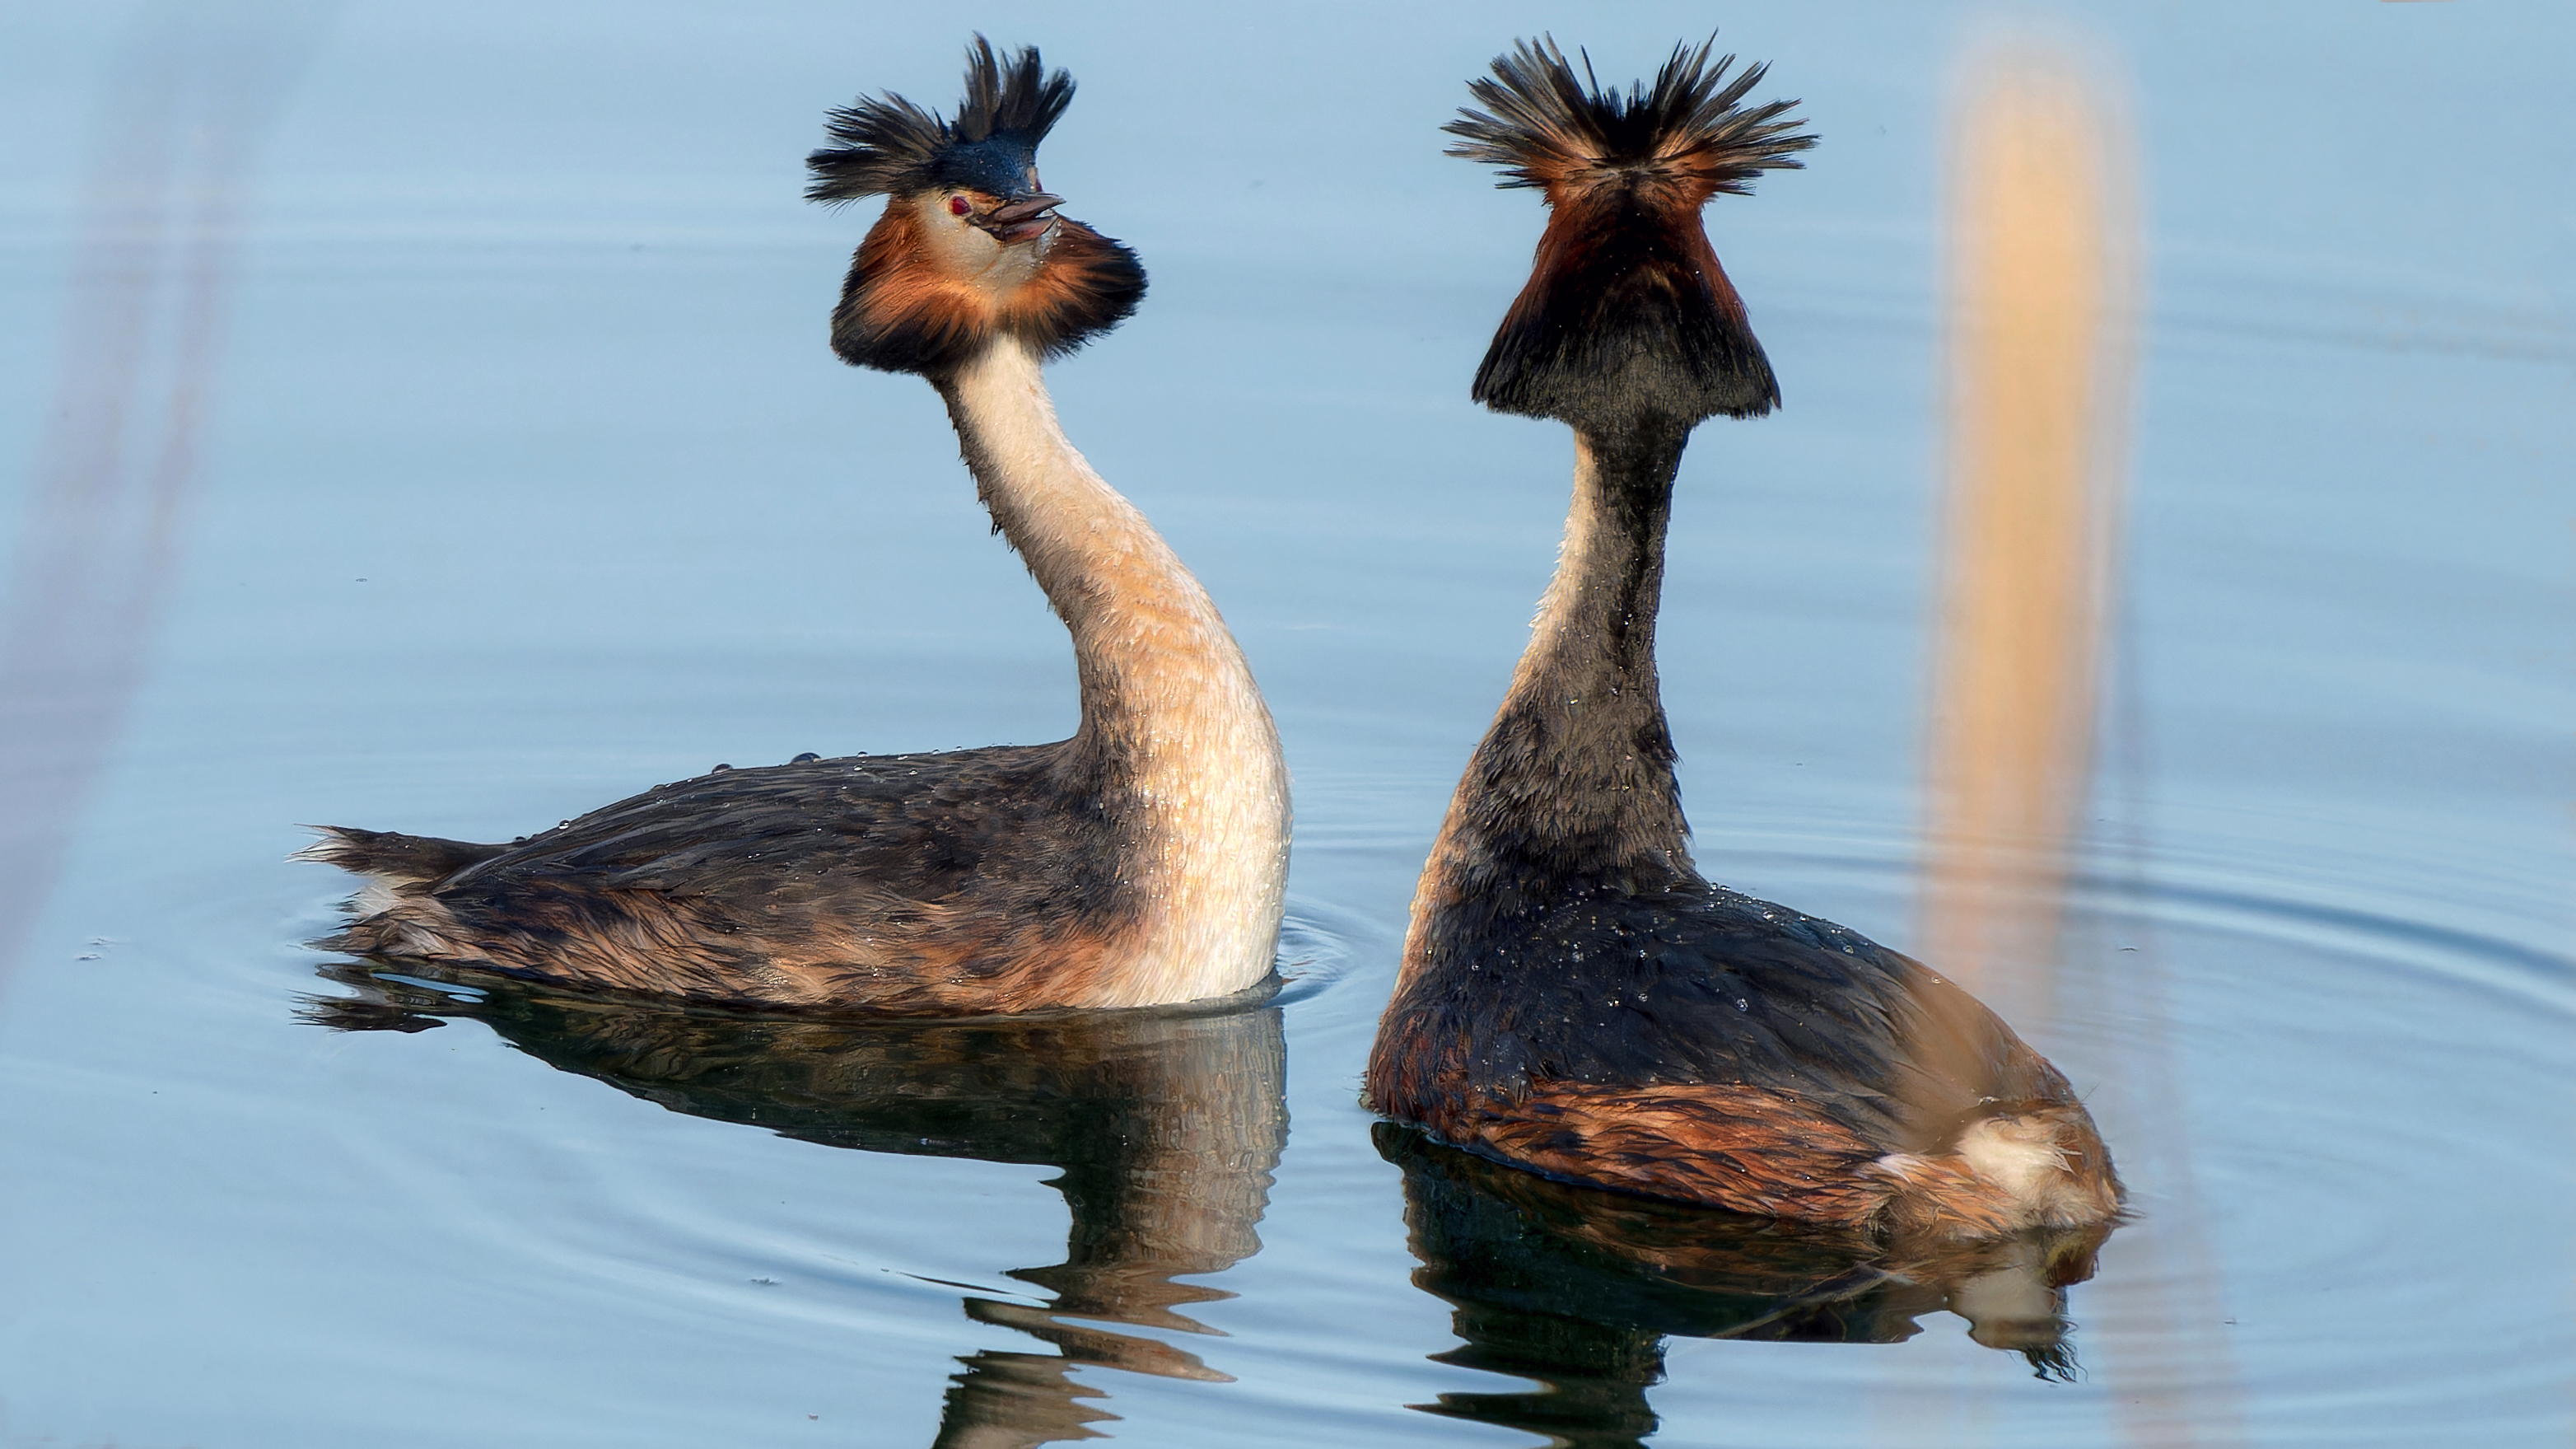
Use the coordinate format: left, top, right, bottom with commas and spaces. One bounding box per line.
936, 341, 1258, 764
1442, 423, 1697, 892
934, 339, 1290, 1005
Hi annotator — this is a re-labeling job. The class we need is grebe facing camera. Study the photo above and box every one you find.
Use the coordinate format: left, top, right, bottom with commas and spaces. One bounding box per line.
301, 40, 1290, 1014
1364, 39, 2120, 1240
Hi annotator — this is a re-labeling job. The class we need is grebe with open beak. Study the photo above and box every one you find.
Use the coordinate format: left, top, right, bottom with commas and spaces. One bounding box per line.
302, 40, 1290, 1014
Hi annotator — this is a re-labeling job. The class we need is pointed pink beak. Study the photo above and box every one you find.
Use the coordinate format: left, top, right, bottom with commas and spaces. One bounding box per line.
978, 193, 1064, 245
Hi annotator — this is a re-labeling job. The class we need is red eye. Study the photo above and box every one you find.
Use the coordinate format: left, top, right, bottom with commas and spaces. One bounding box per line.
947, 196, 972, 217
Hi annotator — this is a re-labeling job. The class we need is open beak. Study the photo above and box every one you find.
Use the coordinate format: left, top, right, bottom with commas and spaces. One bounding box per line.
977, 192, 1064, 245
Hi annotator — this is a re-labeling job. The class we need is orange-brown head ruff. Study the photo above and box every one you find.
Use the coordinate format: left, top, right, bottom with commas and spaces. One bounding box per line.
1449, 37, 1814, 434
806, 37, 1146, 377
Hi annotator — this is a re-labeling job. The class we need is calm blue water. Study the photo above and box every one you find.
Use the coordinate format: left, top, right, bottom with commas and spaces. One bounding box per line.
1, 3, 2571, 1446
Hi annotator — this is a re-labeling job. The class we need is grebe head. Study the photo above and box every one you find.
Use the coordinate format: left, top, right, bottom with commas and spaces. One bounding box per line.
807, 36, 1146, 376
1449, 36, 1815, 433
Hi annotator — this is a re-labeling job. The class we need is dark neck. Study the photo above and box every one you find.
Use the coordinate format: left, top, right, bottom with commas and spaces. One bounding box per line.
1451, 419, 1697, 892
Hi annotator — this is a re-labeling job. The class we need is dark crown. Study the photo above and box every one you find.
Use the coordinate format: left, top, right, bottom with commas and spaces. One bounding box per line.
1451, 38, 1818, 433
1445, 36, 1814, 200
807, 37, 1075, 203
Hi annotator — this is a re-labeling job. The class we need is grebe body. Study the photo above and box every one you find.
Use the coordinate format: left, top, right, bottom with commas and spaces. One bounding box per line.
1365, 40, 2119, 1240
304, 42, 1290, 1013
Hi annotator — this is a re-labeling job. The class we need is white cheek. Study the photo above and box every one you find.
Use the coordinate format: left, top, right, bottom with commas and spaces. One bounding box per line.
917, 202, 997, 271
909, 194, 1040, 291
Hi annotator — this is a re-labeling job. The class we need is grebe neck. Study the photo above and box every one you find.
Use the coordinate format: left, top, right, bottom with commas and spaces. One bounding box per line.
1445, 421, 1696, 894
935, 339, 1290, 1006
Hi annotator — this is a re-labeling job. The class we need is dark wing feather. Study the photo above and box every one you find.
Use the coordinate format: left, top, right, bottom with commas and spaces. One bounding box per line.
315, 746, 1135, 1009
436, 746, 1116, 923
1381, 884, 2074, 1156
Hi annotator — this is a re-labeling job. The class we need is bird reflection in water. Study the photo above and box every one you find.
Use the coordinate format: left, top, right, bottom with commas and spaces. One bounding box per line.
306, 963, 1286, 1449
1379, 1124, 2108, 1448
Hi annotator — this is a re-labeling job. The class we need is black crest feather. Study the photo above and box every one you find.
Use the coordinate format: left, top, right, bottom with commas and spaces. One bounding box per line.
1451, 37, 1815, 432
807, 36, 1075, 203
1445, 36, 1814, 199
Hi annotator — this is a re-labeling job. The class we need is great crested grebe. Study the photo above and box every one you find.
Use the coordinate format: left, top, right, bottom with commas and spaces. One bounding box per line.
1364, 39, 2121, 1240
301, 40, 1290, 1013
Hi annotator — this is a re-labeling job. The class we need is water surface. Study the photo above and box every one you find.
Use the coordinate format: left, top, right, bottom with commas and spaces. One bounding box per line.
1, 3, 2570, 1446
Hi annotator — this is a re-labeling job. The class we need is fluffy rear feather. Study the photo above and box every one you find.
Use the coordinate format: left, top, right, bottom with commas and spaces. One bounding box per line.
292, 826, 502, 886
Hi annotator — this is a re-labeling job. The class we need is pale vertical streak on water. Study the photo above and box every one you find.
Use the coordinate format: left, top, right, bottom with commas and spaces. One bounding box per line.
1915, 49, 2133, 1031
0, 2, 327, 984
1904, 42, 2251, 1446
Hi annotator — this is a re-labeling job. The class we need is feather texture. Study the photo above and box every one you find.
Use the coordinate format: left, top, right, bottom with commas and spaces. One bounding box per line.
1447, 37, 1815, 430
1445, 35, 1814, 204
1368, 40, 2120, 1241
807, 36, 1075, 203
